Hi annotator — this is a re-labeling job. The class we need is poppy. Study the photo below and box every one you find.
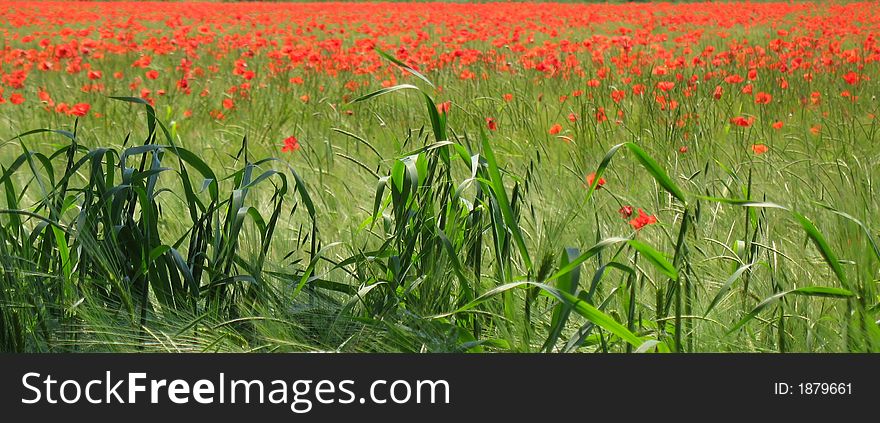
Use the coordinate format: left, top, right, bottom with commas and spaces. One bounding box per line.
70, 103, 90, 117
282, 136, 300, 153
751, 144, 769, 155
629, 209, 657, 230
730, 116, 755, 127
842, 71, 859, 85
656, 81, 675, 92
754, 92, 772, 104
586, 173, 605, 189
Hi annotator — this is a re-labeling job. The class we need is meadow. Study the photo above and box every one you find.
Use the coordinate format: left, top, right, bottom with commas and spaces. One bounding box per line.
0, 1, 878, 352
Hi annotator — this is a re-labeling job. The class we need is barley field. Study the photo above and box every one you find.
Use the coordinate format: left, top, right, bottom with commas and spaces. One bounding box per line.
1, 1, 878, 352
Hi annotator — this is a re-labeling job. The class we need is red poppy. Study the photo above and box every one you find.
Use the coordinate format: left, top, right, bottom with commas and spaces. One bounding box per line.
656, 81, 675, 92
70, 103, 90, 117
486, 117, 497, 131
679, 146, 688, 154
842, 71, 859, 85
282, 136, 300, 153
586, 172, 605, 189
618, 205, 633, 218
772, 121, 784, 130
754, 92, 772, 104
629, 209, 657, 230
730, 116, 755, 127
751, 144, 769, 155
548, 123, 562, 135
10, 93, 24, 105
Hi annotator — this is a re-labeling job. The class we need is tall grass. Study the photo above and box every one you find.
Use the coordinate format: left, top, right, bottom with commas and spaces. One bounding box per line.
1, 51, 879, 353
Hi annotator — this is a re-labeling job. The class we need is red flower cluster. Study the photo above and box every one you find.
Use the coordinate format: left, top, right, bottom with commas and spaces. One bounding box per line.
282, 136, 300, 153
628, 208, 658, 230
0, 1, 875, 124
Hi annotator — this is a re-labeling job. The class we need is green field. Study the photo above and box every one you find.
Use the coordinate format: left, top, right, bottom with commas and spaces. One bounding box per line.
1, 1, 878, 353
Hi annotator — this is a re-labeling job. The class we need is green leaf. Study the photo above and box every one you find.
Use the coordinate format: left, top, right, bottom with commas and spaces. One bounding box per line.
351, 84, 420, 104
705, 264, 754, 317
481, 129, 532, 271
625, 142, 687, 204
375, 48, 436, 88
628, 239, 678, 280
544, 247, 582, 351
728, 287, 854, 333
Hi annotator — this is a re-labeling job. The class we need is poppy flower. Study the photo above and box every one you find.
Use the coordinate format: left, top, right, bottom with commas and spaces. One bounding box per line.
282, 136, 300, 153
145, 70, 159, 80
629, 209, 658, 230
568, 113, 578, 123
586, 172, 605, 189
38, 89, 53, 106
222, 98, 234, 109
713, 86, 723, 100
751, 144, 769, 155
748, 69, 758, 80
842, 71, 859, 85
502, 93, 513, 102
730, 116, 755, 127
656, 81, 675, 92
679, 146, 688, 154
754, 92, 772, 104
548, 123, 562, 135
69, 103, 90, 117
437, 101, 451, 114
772, 121, 784, 130
486, 117, 497, 131
10, 93, 24, 105
619, 205, 633, 218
